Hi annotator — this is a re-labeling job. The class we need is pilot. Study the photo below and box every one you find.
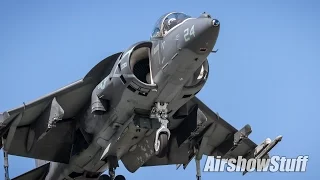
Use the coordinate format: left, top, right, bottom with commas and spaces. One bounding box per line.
163, 17, 178, 34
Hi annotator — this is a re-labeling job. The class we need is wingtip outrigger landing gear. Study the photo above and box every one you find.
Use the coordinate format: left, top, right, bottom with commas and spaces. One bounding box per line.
151, 102, 171, 158
177, 145, 203, 180
195, 157, 201, 180
2, 138, 10, 180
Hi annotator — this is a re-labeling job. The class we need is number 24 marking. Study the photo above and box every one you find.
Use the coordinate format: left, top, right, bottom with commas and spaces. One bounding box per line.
184, 25, 195, 42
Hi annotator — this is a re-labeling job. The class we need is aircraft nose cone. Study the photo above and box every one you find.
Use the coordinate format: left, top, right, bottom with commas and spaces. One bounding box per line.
212, 19, 220, 27
184, 18, 220, 54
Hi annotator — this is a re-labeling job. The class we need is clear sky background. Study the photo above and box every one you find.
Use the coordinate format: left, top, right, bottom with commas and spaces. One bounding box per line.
0, 0, 319, 179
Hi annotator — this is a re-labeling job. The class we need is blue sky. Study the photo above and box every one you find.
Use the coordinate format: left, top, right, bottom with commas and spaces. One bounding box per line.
0, 0, 319, 179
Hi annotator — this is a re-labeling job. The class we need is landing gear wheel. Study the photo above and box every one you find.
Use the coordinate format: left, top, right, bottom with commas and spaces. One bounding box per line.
99, 174, 111, 180
155, 133, 168, 158
115, 175, 126, 180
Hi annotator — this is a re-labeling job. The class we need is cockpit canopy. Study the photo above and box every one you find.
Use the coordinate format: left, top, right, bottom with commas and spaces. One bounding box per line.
151, 12, 191, 38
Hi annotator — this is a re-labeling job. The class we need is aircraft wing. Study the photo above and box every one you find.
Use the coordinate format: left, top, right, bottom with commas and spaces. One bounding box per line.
11, 163, 50, 180
175, 97, 282, 173
188, 97, 281, 160
0, 52, 121, 163
122, 96, 282, 173
190, 96, 260, 159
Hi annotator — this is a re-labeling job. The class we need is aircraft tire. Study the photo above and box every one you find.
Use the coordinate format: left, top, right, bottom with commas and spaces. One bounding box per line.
115, 175, 126, 180
99, 174, 111, 180
155, 133, 168, 158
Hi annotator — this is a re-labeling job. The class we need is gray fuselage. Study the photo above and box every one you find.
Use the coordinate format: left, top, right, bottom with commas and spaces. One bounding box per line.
45, 14, 219, 180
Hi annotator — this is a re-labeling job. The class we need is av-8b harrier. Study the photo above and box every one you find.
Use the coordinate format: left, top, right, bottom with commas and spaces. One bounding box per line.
0, 12, 282, 180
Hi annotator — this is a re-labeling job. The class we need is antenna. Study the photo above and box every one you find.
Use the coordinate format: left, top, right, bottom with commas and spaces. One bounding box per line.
211, 49, 219, 53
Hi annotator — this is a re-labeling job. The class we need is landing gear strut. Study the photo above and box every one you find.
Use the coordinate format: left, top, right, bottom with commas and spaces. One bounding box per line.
2, 138, 10, 180
193, 146, 202, 180
150, 102, 170, 158
109, 168, 115, 180
99, 156, 126, 180
195, 158, 201, 180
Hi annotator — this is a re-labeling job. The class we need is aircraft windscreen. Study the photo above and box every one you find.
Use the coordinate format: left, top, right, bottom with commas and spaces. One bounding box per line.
151, 12, 191, 38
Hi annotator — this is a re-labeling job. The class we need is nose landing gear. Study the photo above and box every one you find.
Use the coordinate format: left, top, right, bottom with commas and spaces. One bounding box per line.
154, 133, 169, 157
150, 102, 171, 158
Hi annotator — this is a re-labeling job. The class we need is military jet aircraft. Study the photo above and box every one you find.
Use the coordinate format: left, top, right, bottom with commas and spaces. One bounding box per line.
0, 12, 282, 180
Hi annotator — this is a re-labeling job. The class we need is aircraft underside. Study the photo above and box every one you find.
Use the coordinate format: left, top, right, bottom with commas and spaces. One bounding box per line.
0, 11, 282, 180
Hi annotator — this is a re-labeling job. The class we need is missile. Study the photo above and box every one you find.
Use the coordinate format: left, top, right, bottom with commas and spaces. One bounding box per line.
243, 135, 283, 175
